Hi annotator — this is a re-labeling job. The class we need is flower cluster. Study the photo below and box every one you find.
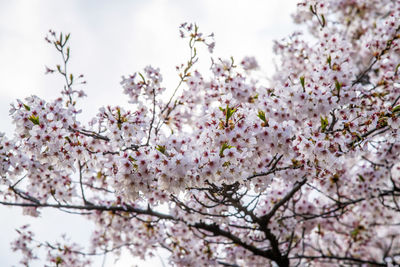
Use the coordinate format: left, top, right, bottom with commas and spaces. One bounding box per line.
3, 1, 400, 266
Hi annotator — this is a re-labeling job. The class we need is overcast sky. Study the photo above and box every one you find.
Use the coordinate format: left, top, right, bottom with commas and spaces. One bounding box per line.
0, 0, 297, 266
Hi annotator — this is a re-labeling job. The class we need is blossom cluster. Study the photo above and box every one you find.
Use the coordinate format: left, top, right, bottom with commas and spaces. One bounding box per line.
2, 1, 400, 266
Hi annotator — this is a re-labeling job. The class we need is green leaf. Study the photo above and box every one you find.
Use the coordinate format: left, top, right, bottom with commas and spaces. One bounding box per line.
28, 115, 39, 125
321, 14, 326, 27
395, 63, 400, 76
56, 256, 63, 266
222, 161, 231, 167
23, 104, 30, 111
350, 225, 364, 240
219, 143, 233, 157
59, 33, 63, 46
116, 108, 123, 129
257, 110, 267, 123
220, 104, 237, 127
357, 174, 365, 182
335, 80, 342, 91
335, 80, 342, 97
300, 76, 305, 91
138, 72, 146, 83
327, 55, 332, 69
230, 56, 236, 67
226, 105, 237, 121
393, 105, 400, 114
156, 145, 167, 155
350, 228, 359, 239
320, 116, 329, 132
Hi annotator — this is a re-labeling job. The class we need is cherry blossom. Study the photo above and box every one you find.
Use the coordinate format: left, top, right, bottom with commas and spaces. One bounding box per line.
2, 3, 400, 267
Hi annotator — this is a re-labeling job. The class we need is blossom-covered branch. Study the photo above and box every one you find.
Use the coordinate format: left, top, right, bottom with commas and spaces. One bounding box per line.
2, 1, 400, 266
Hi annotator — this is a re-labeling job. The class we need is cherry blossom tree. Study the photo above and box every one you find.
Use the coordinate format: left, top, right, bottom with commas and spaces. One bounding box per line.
2, 0, 400, 266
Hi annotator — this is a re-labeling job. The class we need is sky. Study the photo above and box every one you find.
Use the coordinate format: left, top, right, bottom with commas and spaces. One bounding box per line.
0, 0, 297, 266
